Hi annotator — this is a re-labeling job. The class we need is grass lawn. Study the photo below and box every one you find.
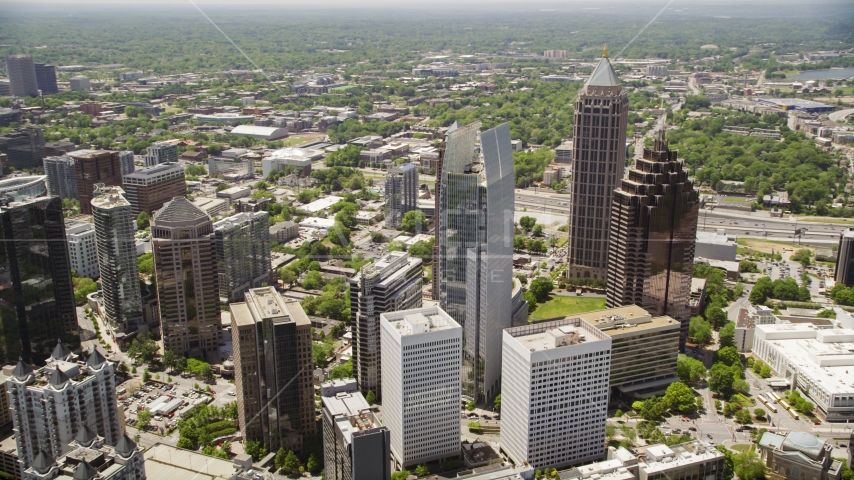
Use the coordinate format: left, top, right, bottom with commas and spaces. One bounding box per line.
279, 134, 322, 147
723, 197, 747, 203
729, 444, 752, 452
799, 217, 854, 225
531, 295, 606, 321
736, 238, 822, 252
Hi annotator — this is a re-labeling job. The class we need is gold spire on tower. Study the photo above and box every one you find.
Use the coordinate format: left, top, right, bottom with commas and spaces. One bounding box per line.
603, 45, 608, 58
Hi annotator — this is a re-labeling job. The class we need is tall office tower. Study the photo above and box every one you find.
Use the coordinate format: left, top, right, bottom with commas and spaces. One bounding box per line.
5, 55, 39, 97
430, 127, 447, 300
320, 378, 391, 480
230, 287, 315, 452
119, 151, 135, 176
121, 162, 185, 216
0, 195, 78, 364
33, 64, 58, 95
501, 318, 612, 470
384, 163, 418, 229
65, 220, 99, 279
213, 212, 272, 302
567, 47, 628, 281
151, 197, 221, 357
836, 228, 854, 287
437, 121, 514, 404
7, 346, 121, 471
349, 251, 422, 399
606, 131, 699, 349
143, 142, 178, 168
69, 150, 123, 215
91, 185, 143, 334
380, 306, 462, 469
0, 127, 46, 170
43, 156, 78, 199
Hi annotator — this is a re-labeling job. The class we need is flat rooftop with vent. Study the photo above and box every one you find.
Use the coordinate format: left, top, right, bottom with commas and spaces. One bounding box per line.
383, 308, 457, 336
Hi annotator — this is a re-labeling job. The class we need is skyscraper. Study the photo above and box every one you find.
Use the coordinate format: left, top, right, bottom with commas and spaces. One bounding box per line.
380, 306, 461, 470
437, 121, 514, 404
836, 228, 854, 287
384, 163, 418, 229
501, 317, 612, 469
606, 131, 699, 349
119, 151, 135, 176
151, 197, 221, 357
69, 150, 123, 215
0, 194, 78, 364
5, 55, 39, 97
567, 47, 628, 281
213, 212, 272, 302
43, 156, 78, 199
144, 142, 178, 168
0, 127, 46, 170
349, 251, 422, 399
231, 287, 315, 453
91, 185, 143, 334
33, 64, 58, 95
121, 162, 186, 216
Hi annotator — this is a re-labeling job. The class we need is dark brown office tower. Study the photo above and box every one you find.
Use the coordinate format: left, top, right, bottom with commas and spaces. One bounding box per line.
567, 48, 628, 281
606, 130, 700, 350
431, 135, 446, 300
70, 150, 123, 214
122, 162, 186, 216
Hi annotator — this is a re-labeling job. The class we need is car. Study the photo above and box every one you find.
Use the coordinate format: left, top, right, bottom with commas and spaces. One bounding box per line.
707, 434, 713, 440
814, 421, 821, 425
228, 391, 236, 396
688, 427, 697, 432
841, 443, 849, 448
673, 429, 682, 434
482, 415, 492, 420
494, 415, 500, 420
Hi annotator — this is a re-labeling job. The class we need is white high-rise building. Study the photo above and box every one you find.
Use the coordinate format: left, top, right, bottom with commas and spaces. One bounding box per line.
65, 220, 99, 279
380, 306, 461, 469
501, 317, 612, 470
7, 344, 121, 472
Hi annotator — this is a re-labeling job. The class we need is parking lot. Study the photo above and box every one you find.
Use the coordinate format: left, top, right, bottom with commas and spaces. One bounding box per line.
120, 380, 231, 435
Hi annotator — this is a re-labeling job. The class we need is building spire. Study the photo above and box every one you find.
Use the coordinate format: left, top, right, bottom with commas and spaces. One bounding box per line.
603, 45, 608, 58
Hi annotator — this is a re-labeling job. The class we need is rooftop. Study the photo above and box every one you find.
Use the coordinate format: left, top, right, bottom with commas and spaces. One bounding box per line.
123, 162, 183, 178
154, 197, 210, 224
586, 55, 621, 87
91, 185, 131, 209
696, 230, 736, 245
299, 195, 343, 213
382, 306, 460, 337
144, 444, 237, 480
640, 441, 723, 474
506, 317, 610, 353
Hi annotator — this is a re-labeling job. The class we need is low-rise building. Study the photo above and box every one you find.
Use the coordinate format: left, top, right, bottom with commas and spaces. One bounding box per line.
695, 230, 737, 262
208, 157, 253, 179
270, 221, 299, 243
215, 186, 251, 201
758, 431, 842, 480
638, 442, 725, 480
191, 197, 229, 217
734, 305, 776, 352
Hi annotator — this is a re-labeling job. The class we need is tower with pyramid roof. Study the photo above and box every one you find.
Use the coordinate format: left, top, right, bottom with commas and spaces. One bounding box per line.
566, 46, 629, 282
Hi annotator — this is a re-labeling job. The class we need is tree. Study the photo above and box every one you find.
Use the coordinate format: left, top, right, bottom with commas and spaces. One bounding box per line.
302, 271, 323, 290
688, 317, 712, 345
278, 268, 297, 286
370, 231, 386, 243
137, 211, 150, 229
714, 346, 740, 367
664, 382, 697, 413
245, 440, 266, 461
705, 305, 728, 328
733, 449, 766, 479
514, 235, 528, 251
632, 401, 644, 412
391, 472, 410, 480
738, 260, 759, 273
528, 239, 547, 253
365, 390, 376, 406
137, 410, 152, 430
708, 363, 734, 394
759, 364, 771, 378
127, 334, 160, 364
466, 401, 476, 411
716, 446, 735, 480
162, 350, 177, 372
750, 276, 773, 304
494, 393, 502, 413
532, 224, 544, 236
733, 379, 751, 395
281, 451, 299, 474
327, 224, 352, 247
274, 448, 287, 471
677, 354, 707, 385
400, 210, 427, 233
519, 216, 537, 232
718, 323, 735, 349
528, 277, 554, 302
753, 407, 766, 419
142, 369, 151, 382
306, 453, 321, 474
414, 464, 430, 477
696, 397, 704, 411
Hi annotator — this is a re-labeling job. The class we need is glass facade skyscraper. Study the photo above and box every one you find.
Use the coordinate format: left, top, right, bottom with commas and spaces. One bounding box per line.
606, 131, 700, 350
437, 121, 514, 404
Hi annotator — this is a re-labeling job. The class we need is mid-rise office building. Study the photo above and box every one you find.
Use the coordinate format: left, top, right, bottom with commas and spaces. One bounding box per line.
836, 228, 854, 287
69, 76, 90, 92
384, 163, 418, 229
7, 346, 121, 471
501, 317, 611, 470
69, 150, 122, 215
349, 252, 422, 399
151, 197, 221, 357
567, 48, 628, 281
91, 185, 143, 334
21, 430, 145, 480
144, 142, 178, 168
231, 287, 315, 452
380, 306, 462, 469
43, 156, 78, 199
213, 212, 272, 303
606, 131, 699, 349
208, 156, 253, 179
269, 220, 299, 243
33, 64, 58, 95
437, 121, 515, 404
321, 379, 391, 480
65, 220, 99, 279
5, 55, 38, 97
121, 162, 185, 216
119, 151, 135, 176
0, 194, 78, 364
0, 127, 45, 170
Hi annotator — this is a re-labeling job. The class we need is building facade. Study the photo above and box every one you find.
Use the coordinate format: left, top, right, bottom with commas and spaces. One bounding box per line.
143, 142, 178, 168
501, 317, 611, 470
758, 431, 842, 480
5, 55, 39, 97
121, 162, 185, 216
69, 150, 123, 215
269, 221, 299, 243
0, 128, 46, 170
151, 197, 221, 357
380, 306, 462, 469
321, 379, 391, 480
213, 212, 272, 303
208, 157, 253, 179
91, 185, 143, 334
836, 228, 854, 287
43, 156, 78, 199
384, 163, 418, 229
119, 151, 135, 176
567, 49, 628, 281
606, 131, 699, 349
437, 121, 515, 404
230, 287, 315, 453
65, 220, 99, 279
349, 252, 422, 399
33, 64, 58, 95
0, 195, 78, 364
22, 431, 145, 480
7, 346, 121, 471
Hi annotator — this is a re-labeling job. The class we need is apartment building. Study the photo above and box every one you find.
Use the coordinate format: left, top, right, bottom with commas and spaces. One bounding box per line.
43, 156, 78, 199
21, 430, 145, 480
65, 220, 99, 279
143, 142, 178, 167
122, 162, 186, 216
384, 163, 418, 229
